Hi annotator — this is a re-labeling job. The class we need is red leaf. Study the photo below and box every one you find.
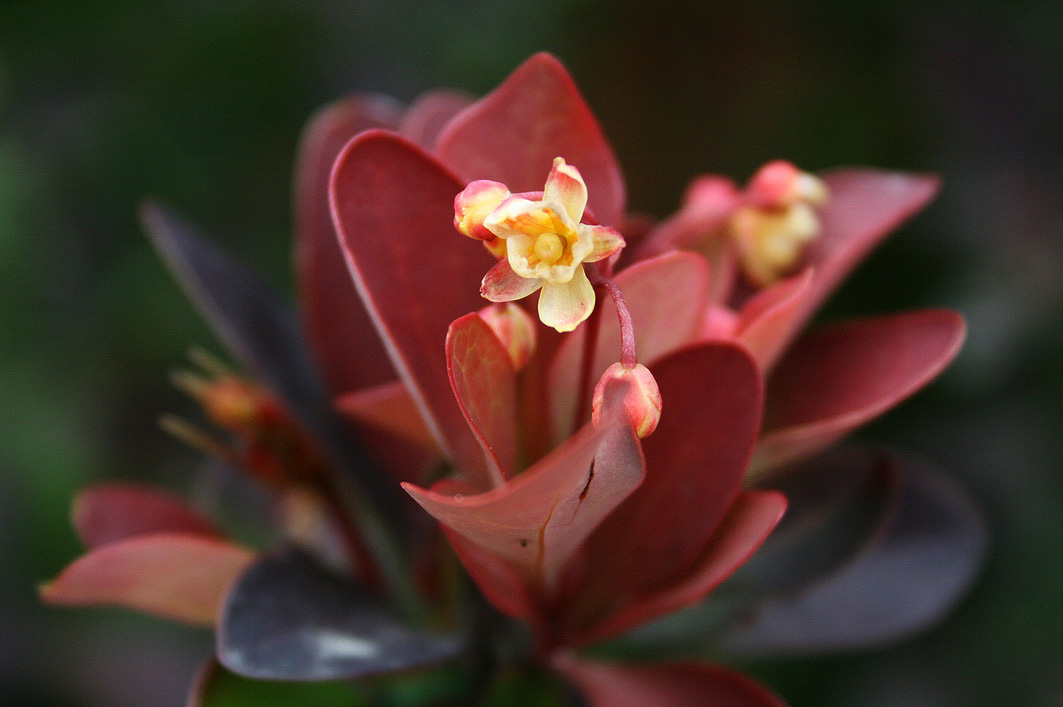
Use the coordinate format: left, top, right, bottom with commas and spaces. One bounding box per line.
555, 656, 784, 707
756, 310, 966, 472
41, 534, 254, 626
403, 384, 644, 593
797, 169, 940, 327
73, 483, 220, 549
571, 490, 786, 646
334, 380, 438, 453
561, 343, 762, 635
294, 96, 402, 394
330, 130, 494, 480
446, 313, 518, 487
397, 89, 475, 149
732, 268, 815, 371
436, 53, 626, 227
548, 251, 710, 443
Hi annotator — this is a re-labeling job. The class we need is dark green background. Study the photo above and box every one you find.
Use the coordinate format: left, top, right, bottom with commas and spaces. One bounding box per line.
2, 1, 1061, 704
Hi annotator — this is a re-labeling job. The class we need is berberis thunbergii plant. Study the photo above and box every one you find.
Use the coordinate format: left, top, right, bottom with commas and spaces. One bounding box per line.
42, 54, 986, 705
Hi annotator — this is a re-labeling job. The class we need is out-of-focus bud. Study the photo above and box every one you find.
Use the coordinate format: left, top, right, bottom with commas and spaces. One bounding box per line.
199, 376, 281, 431
746, 160, 828, 209
455, 180, 511, 257
592, 362, 662, 438
477, 302, 537, 370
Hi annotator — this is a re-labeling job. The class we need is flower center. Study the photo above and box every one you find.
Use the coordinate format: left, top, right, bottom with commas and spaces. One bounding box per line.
533, 231, 565, 265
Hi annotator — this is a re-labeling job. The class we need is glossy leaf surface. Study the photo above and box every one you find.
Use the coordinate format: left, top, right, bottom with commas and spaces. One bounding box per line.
446, 313, 518, 486
437, 52, 625, 227
73, 483, 220, 548
330, 130, 493, 479
41, 533, 254, 626
757, 309, 966, 471
218, 549, 460, 680
721, 451, 987, 654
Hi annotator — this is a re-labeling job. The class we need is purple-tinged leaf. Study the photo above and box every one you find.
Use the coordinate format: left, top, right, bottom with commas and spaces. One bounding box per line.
721, 451, 987, 655
559, 343, 763, 637
797, 169, 940, 327
40, 533, 254, 626
404, 383, 644, 594
756, 310, 966, 472
217, 548, 460, 680
398, 90, 475, 149
555, 656, 784, 707
446, 313, 518, 486
294, 96, 402, 395
436, 53, 626, 227
330, 130, 494, 481
571, 490, 786, 647
548, 251, 710, 443
73, 483, 220, 549
739, 448, 900, 595
141, 204, 400, 516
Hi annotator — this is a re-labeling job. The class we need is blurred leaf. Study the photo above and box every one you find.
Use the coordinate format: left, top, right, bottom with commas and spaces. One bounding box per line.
720, 450, 988, 655
73, 482, 221, 548
190, 658, 366, 707
217, 548, 460, 680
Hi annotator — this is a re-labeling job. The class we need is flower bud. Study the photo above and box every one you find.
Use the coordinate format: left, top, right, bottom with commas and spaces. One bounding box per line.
454, 180, 511, 255
592, 362, 662, 438
477, 302, 537, 370
746, 160, 828, 209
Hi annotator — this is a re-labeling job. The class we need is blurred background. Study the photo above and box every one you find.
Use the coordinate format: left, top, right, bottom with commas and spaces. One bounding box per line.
2, 1, 1060, 704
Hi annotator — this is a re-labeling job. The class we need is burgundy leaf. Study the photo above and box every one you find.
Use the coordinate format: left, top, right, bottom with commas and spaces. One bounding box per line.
73, 483, 220, 549
721, 450, 987, 655
40, 533, 254, 626
436, 52, 626, 227
756, 310, 966, 472
548, 251, 710, 443
294, 96, 402, 394
797, 169, 940, 327
447, 313, 518, 486
403, 382, 644, 593
571, 490, 786, 647
397, 89, 475, 149
330, 130, 494, 480
562, 343, 762, 635
555, 656, 784, 707
218, 549, 459, 680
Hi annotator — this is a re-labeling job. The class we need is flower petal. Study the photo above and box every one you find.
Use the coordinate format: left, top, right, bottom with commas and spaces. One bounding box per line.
755, 309, 966, 473
548, 252, 709, 442
403, 382, 644, 594
436, 53, 626, 227
543, 158, 588, 222
73, 483, 220, 549
294, 96, 402, 394
330, 130, 494, 479
555, 656, 784, 707
538, 267, 595, 333
560, 343, 762, 636
481, 256, 544, 302
40, 534, 254, 626
583, 225, 626, 263
446, 313, 519, 487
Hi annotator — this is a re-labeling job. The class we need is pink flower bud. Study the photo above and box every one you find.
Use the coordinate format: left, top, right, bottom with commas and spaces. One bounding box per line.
592, 362, 662, 438
454, 180, 511, 242
477, 302, 537, 370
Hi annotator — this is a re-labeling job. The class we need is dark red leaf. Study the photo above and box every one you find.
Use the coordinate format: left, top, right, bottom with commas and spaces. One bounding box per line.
398, 89, 475, 149
330, 130, 494, 480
